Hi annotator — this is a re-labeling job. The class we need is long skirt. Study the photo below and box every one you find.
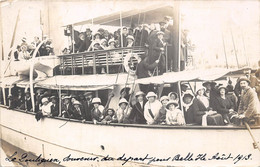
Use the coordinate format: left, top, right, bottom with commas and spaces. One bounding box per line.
207, 113, 225, 125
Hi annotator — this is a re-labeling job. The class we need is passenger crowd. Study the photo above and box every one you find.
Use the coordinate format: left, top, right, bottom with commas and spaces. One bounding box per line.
14, 35, 54, 60
5, 69, 260, 126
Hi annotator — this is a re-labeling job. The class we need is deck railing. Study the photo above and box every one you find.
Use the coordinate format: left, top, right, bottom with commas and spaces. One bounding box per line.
57, 46, 147, 75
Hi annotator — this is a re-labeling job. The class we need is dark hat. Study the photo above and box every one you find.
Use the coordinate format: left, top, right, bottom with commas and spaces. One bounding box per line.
159, 21, 166, 26
98, 28, 105, 32
237, 76, 250, 84
182, 93, 194, 100
86, 28, 92, 32
106, 108, 115, 114
122, 26, 127, 30
84, 92, 92, 96
202, 81, 217, 87
181, 83, 188, 88
218, 86, 227, 92
25, 90, 30, 94
168, 92, 178, 99
50, 96, 56, 100
70, 94, 77, 98
120, 87, 130, 94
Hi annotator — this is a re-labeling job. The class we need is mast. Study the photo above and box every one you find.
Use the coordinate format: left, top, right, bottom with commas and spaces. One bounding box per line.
230, 29, 239, 68
221, 33, 229, 69
172, 1, 180, 72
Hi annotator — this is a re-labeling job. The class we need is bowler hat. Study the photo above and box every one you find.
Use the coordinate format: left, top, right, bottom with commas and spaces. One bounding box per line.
84, 92, 92, 96
202, 81, 217, 87
73, 100, 82, 105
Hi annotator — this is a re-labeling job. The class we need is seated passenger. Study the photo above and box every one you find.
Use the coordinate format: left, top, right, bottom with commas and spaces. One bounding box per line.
100, 39, 108, 50
116, 98, 132, 123
168, 92, 179, 102
233, 77, 260, 124
130, 91, 147, 124
155, 96, 169, 124
50, 96, 59, 117
126, 35, 135, 47
166, 100, 185, 125
181, 83, 189, 95
182, 93, 195, 124
144, 92, 162, 124
91, 97, 104, 123
18, 45, 31, 60
61, 96, 74, 118
70, 94, 77, 104
40, 97, 52, 117
226, 82, 238, 111
92, 42, 103, 51
107, 39, 116, 49
24, 91, 32, 112
190, 91, 224, 126
215, 86, 237, 124
101, 108, 117, 124
72, 101, 84, 120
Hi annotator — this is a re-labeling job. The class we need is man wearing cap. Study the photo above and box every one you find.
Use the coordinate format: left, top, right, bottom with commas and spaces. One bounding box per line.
118, 27, 128, 47
159, 21, 171, 44
61, 96, 73, 118
50, 96, 59, 117
78, 28, 92, 52
144, 92, 162, 124
72, 101, 84, 120
130, 91, 147, 124
81, 92, 93, 121
236, 77, 260, 122
24, 91, 32, 112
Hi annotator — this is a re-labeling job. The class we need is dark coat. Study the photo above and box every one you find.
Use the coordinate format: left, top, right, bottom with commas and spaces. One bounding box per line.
61, 103, 74, 118
51, 103, 59, 117
118, 34, 127, 47
79, 35, 92, 52
140, 29, 149, 46
72, 106, 84, 120
136, 57, 158, 79
130, 100, 147, 124
25, 97, 32, 111
81, 100, 93, 121
215, 96, 235, 115
191, 98, 224, 125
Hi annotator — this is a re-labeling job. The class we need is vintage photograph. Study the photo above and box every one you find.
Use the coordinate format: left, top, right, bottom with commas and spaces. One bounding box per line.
0, 0, 259, 166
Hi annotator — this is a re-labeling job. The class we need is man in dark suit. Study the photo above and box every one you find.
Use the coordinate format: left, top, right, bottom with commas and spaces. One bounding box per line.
136, 55, 159, 79
61, 96, 74, 118
81, 92, 93, 121
79, 28, 92, 52
24, 91, 32, 112
130, 91, 147, 124
50, 96, 59, 117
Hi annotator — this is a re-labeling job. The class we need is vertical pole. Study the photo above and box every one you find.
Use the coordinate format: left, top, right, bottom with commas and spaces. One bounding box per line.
230, 29, 239, 68
172, 1, 180, 72
72, 25, 75, 53
0, 4, 4, 61
222, 33, 229, 69
119, 11, 124, 73
106, 52, 109, 74
82, 54, 84, 74
59, 85, 61, 117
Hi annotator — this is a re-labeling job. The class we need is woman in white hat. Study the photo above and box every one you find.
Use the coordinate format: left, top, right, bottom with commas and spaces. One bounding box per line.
107, 39, 116, 50
126, 35, 135, 47
40, 97, 52, 117
91, 97, 105, 124
144, 92, 162, 124
166, 100, 185, 125
100, 38, 108, 50
116, 98, 132, 123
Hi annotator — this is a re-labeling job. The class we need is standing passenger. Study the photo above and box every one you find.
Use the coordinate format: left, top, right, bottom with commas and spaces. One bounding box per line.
82, 92, 93, 121
24, 91, 32, 112
50, 96, 59, 117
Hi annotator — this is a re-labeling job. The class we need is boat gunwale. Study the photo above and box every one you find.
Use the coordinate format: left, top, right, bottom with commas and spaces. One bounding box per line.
1, 105, 260, 130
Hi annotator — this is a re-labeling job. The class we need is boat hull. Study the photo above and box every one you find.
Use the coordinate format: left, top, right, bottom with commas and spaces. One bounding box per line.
0, 106, 260, 166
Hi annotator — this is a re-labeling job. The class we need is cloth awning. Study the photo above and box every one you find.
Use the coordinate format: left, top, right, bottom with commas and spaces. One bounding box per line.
0, 76, 23, 87
135, 68, 248, 84
66, 3, 174, 27
35, 74, 134, 91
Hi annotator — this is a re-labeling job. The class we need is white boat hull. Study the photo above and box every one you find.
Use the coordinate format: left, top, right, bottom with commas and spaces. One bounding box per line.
0, 106, 260, 166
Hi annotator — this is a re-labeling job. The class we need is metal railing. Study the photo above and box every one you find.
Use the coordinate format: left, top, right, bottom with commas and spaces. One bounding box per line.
58, 46, 147, 75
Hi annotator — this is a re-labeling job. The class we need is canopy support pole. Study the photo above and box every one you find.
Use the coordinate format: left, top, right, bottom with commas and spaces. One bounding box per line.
242, 34, 250, 67
59, 85, 61, 117
3, 87, 6, 106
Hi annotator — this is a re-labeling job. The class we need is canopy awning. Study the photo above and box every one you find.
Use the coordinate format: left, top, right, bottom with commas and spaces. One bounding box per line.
135, 68, 248, 84
34, 74, 134, 91
66, 4, 174, 27
0, 76, 23, 87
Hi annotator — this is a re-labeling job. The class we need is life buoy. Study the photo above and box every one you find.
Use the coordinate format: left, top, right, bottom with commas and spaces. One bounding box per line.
123, 53, 141, 75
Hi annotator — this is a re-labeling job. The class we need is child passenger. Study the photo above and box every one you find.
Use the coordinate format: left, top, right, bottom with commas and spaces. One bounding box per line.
101, 108, 117, 124
166, 100, 185, 125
